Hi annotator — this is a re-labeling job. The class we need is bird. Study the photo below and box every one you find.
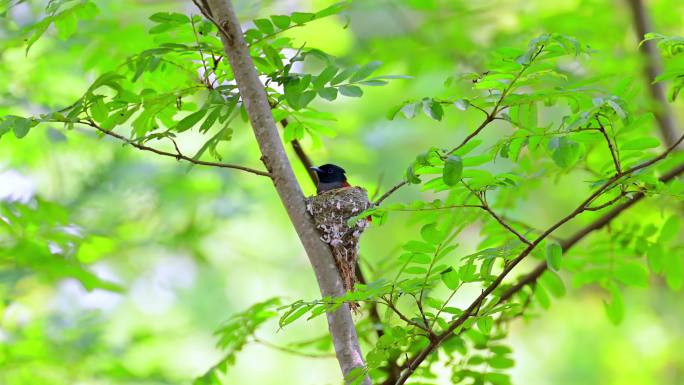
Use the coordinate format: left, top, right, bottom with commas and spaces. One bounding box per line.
306, 164, 370, 298
309, 164, 351, 194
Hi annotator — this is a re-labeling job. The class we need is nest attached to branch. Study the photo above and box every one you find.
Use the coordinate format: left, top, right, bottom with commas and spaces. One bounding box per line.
306, 187, 371, 293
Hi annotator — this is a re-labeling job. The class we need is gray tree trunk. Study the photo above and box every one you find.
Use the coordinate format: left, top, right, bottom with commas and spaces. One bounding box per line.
196, 1, 371, 383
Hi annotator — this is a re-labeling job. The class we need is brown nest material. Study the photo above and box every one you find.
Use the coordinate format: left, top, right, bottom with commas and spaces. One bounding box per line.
306, 186, 371, 293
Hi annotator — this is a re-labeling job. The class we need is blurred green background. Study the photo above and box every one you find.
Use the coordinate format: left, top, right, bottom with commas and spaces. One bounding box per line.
1, 0, 683, 384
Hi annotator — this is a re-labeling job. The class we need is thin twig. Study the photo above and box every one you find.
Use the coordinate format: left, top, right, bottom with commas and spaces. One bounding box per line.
466, 183, 532, 245
377, 46, 546, 207
374, 181, 407, 206
381, 296, 434, 336
390, 204, 484, 212
499, 215, 566, 243
447, 45, 545, 157
190, 15, 213, 89
585, 190, 628, 211
252, 336, 336, 359
78, 119, 271, 177
596, 116, 621, 173
481, 205, 532, 245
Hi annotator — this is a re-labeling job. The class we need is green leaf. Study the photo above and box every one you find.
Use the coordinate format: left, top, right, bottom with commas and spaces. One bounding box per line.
339, 85, 363, 97
403, 240, 436, 253
406, 165, 421, 184
199, 107, 221, 134
331, 66, 359, 85
284, 121, 304, 142
263, 45, 283, 68
614, 261, 649, 287
484, 372, 512, 385
270, 15, 291, 29
410, 253, 432, 264
253, 18, 274, 34
74, 2, 99, 19
358, 79, 388, 86
603, 283, 624, 325
539, 270, 565, 298
77, 235, 115, 263
441, 269, 460, 290
291, 12, 316, 24
350, 61, 382, 82
477, 316, 493, 334
315, 2, 347, 18
90, 98, 109, 123
534, 283, 551, 309
3, 116, 35, 139
462, 154, 491, 167
318, 87, 338, 101
298, 91, 317, 109
546, 243, 562, 271
279, 304, 313, 327
149, 12, 189, 24
400, 102, 419, 119
454, 99, 470, 111
620, 137, 660, 151
420, 223, 445, 244
284, 78, 303, 109
658, 215, 680, 243
664, 252, 683, 290
314, 66, 338, 89
404, 266, 427, 274
442, 155, 463, 186
550, 137, 581, 168
422, 99, 444, 121
459, 262, 477, 282
54, 11, 78, 40
176, 109, 208, 132
488, 356, 515, 369
647, 244, 665, 273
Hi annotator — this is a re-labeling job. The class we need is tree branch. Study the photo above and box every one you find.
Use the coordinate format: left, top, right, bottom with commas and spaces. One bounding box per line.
381, 297, 433, 335
376, 46, 545, 207
499, 156, 684, 304
481, 205, 532, 245
78, 119, 271, 177
625, 0, 682, 147
596, 117, 621, 173
196, 1, 370, 383
374, 180, 407, 206
252, 336, 337, 359
393, 134, 684, 385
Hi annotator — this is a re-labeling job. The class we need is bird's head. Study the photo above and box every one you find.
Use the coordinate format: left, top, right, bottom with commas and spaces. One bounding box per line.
310, 163, 347, 183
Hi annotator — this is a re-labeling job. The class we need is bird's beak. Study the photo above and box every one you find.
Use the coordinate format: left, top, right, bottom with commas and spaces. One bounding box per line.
309, 166, 322, 173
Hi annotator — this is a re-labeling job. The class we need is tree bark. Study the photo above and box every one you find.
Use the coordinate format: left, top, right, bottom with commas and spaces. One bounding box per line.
625, 0, 681, 147
197, 1, 370, 383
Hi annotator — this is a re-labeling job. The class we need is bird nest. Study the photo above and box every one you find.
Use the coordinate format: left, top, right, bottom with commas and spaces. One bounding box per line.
306, 187, 371, 292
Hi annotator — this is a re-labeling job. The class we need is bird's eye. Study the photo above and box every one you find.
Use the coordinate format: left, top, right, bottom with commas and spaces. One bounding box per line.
327, 169, 334, 173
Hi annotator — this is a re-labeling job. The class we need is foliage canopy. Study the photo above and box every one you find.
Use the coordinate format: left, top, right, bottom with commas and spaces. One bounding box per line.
1, 1, 683, 385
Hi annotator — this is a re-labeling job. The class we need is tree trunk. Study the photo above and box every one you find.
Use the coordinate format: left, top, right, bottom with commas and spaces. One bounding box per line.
197, 1, 370, 383
625, 0, 681, 147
